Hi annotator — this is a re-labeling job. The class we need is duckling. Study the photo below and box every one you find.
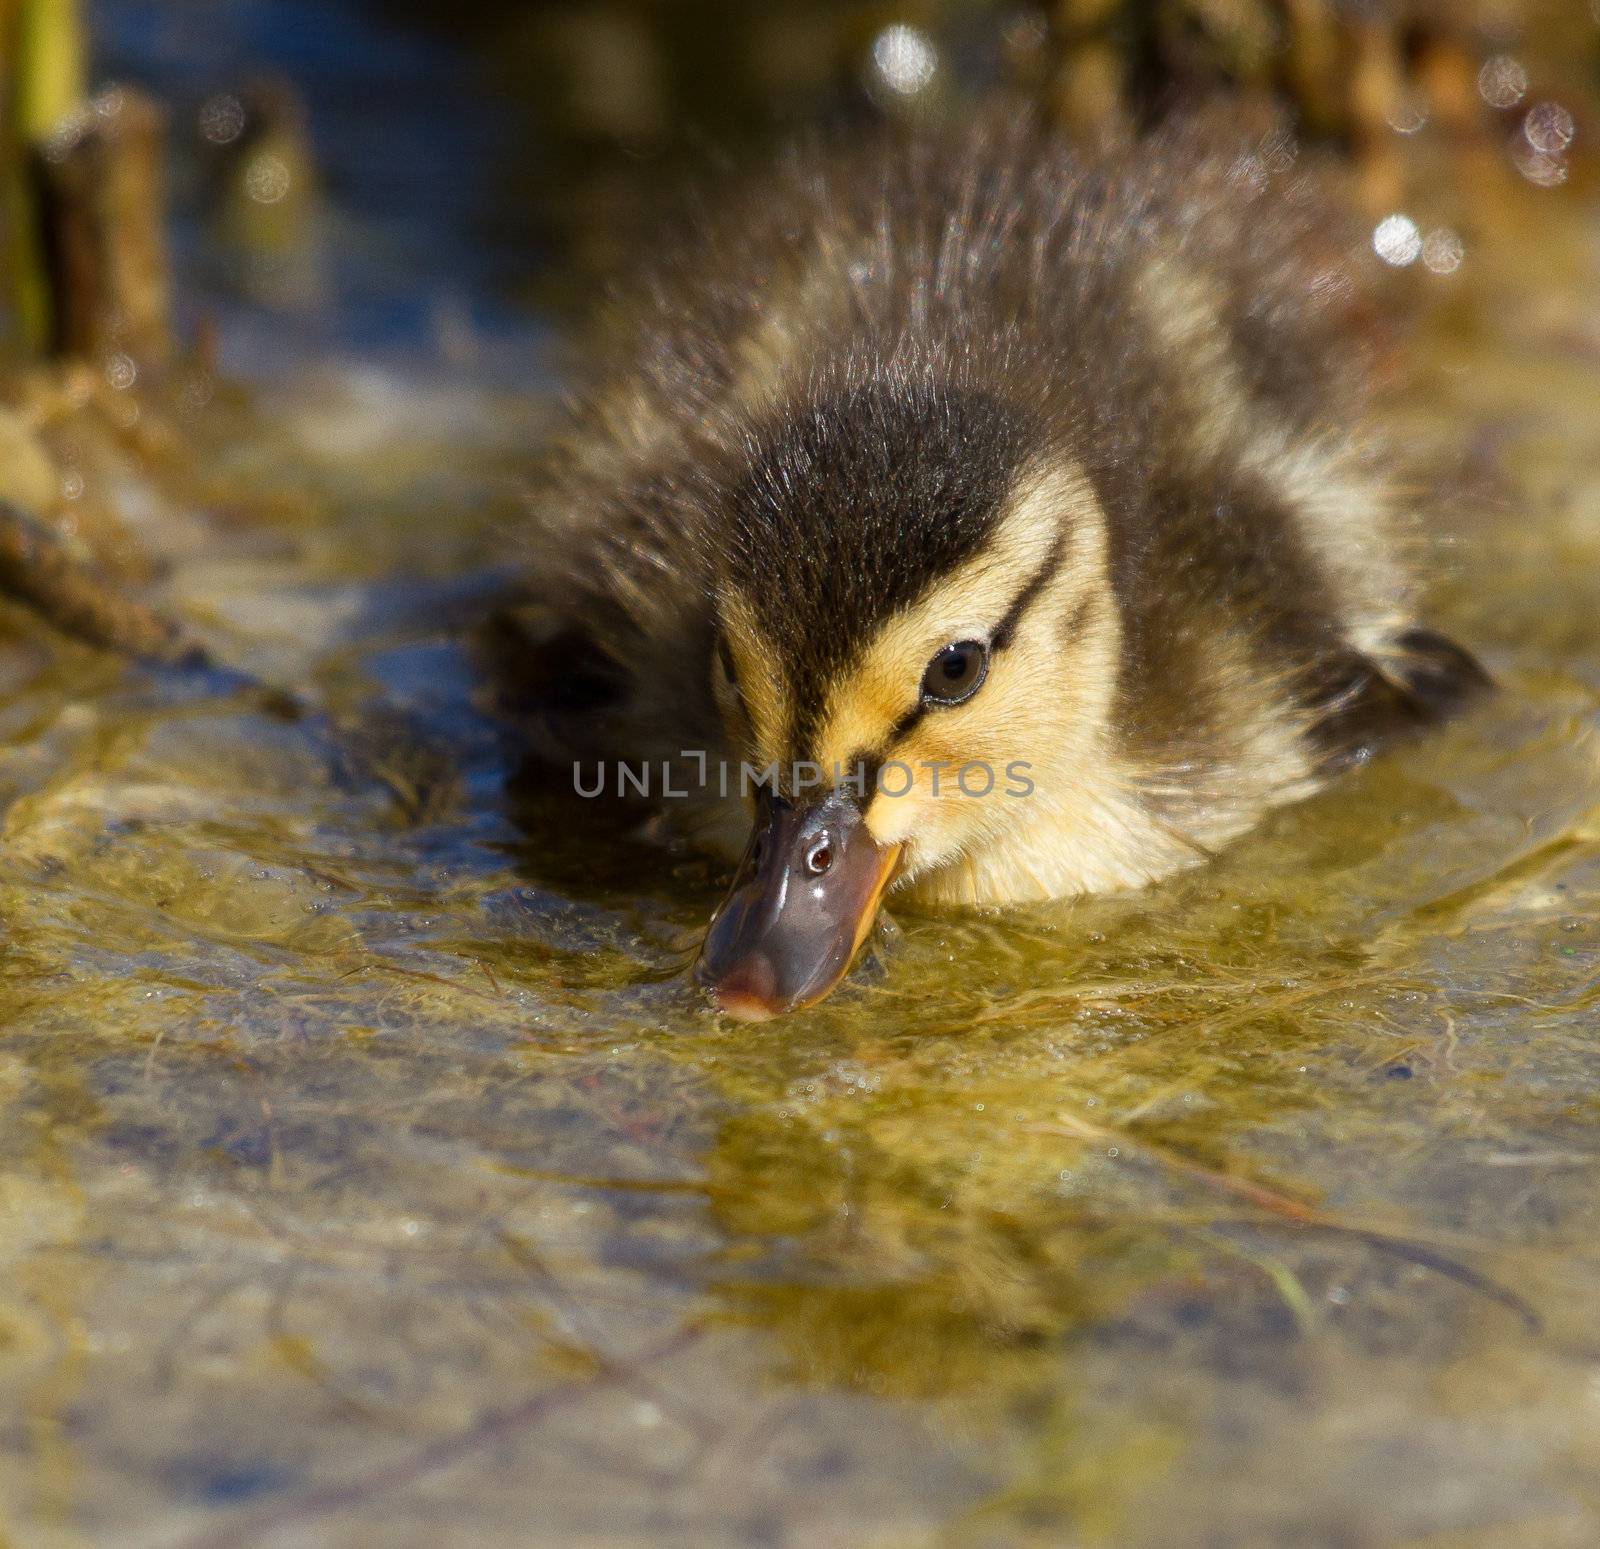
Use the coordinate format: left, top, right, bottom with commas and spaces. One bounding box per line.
515, 110, 1486, 1020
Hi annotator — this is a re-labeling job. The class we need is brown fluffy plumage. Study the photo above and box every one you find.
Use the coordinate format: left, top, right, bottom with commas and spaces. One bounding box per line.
512, 108, 1484, 929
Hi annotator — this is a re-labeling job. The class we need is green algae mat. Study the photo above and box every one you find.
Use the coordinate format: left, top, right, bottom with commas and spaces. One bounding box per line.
0, 206, 1598, 1547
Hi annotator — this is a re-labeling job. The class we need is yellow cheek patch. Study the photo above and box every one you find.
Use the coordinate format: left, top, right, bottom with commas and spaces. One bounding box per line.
860, 644, 1058, 849
716, 586, 790, 767
863, 735, 1013, 848
812, 458, 1100, 776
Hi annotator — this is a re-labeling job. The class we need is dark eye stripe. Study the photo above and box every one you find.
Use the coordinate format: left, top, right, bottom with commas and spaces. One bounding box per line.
888, 700, 929, 746
990, 537, 1066, 652
884, 535, 1066, 752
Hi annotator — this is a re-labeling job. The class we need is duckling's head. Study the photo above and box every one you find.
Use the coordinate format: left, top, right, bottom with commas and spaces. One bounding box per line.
695, 369, 1121, 1019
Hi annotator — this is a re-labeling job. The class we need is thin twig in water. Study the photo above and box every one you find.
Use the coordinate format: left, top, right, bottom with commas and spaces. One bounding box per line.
1201, 1229, 1319, 1334
1032, 1110, 1542, 1333
142, 1024, 166, 1084
337, 958, 503, 1004
175, 1324, 704, 1549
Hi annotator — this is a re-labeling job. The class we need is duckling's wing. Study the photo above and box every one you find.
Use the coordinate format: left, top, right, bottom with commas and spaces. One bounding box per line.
1310, 626, 1491, 768
1382, 628, 1494, 718
477, 604, 627, 719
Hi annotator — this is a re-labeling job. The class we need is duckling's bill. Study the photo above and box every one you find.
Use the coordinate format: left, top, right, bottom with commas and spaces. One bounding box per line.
696, 789, 901, 1020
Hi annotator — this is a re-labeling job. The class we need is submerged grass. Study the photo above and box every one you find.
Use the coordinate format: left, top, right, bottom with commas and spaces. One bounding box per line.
0, 169, 1595, 1546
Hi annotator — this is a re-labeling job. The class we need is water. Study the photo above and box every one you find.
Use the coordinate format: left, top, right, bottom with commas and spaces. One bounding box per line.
2, 6, 1600, 1546
93, 0, 549, 369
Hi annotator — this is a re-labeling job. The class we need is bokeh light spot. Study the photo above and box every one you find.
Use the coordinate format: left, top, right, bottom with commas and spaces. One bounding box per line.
1477, 54, 1528, 109
199, 93, 246, 145
1373, 214, 1421, 267
870, 24, 938, 98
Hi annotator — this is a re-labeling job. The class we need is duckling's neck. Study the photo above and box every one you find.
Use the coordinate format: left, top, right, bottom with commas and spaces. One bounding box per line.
897, 691, 1322, 910
895, 786, 1197, 908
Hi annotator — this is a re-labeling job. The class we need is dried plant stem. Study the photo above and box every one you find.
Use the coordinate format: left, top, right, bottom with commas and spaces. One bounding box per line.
3, 0, 86, 349
34, 85, 172, 360
0, 498, 203, 664
12, 0, 85, 141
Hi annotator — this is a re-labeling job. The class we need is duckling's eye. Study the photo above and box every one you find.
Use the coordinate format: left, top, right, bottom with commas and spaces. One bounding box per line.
920, 640, 988, 707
